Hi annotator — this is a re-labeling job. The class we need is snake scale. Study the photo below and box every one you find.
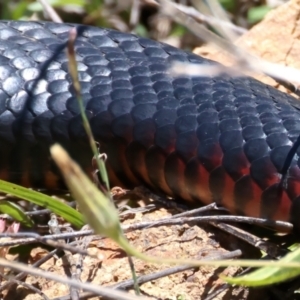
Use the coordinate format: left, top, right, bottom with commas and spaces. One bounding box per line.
0, 20, 299, 229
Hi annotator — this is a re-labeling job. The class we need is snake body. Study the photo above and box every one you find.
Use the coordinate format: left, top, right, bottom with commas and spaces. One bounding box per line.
0, 20, 300, 228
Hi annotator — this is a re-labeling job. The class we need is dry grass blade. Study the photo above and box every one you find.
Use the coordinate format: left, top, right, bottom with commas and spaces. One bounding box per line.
192, 0, 239, 41
158, 0, 300, 86
50, 144, 125, 245
147, 0, 246, 35
37, 0, 62, 23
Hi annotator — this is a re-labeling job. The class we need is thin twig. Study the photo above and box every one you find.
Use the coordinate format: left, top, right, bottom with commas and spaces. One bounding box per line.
121, 215, 293, 232
49, 215, 80, 300
111, 249, 242, 290
130, 0, 141, 28
0, 273, 50, 300
157, 0, 300, 87
168, 203, 228, 218
51, 249, 242, 300
211, 222, 288, 258
0, 258, 150, 300
0, 212, 292, 248
0, 238, 92, 293
0, 248, 59, 292
144, 0, 246, 35
38, 0, 62, 23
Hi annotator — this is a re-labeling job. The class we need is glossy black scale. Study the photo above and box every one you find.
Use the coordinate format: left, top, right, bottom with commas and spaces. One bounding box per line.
0, 20, 299, 227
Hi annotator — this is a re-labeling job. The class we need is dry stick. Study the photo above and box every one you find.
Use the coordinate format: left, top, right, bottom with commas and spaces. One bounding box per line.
38, 0, 62, 23
0, 273, 50, 300
0, 212, 292, 249
204, 284, 231, 300
203, 265, 253, 300
178, 2, 246, 35
192, 0, 239, 41
0, 258, 149, 300
202, 222, 285, 299
145, 0, 246, 34
121, 215, 293, 233
157, 0, 300, 87
118, 204, 157, 218
211, 222, 286, 258
49, 215, 80, 300
68, 233, 94, 300
0, 232, 95, 257
194, 0, 300, 96
0, 238, 90, 293
52, 292, 94, 300
158, 0, 252, 56
0, 248, 59, 292
196, 0, 300, 96
51, 249, 242, 300
170, 203, 228, 217
111, 249, 242, 289
130, 0, 141, 28
0, 231, 94, 247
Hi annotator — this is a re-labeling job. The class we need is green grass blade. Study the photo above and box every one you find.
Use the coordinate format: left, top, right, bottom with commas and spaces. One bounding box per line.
0, 180, 85, 228
223, 247, 300, 286
0, 201, 34, 227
